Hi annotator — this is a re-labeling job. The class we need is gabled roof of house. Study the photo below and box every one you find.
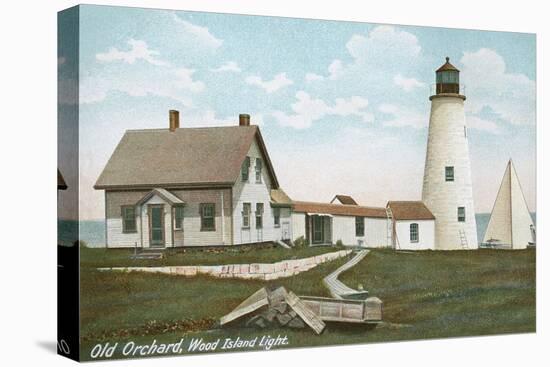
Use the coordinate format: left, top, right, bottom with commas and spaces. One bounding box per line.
57, 169, 67, 190
387, 201, 435, 220
293, 201, 387, 218
136, 188, 185, 206
331, 194, 358, 205
94, 125, 279, 190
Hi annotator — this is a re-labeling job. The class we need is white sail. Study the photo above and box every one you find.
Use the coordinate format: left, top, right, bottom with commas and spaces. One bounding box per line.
483, 160, 535, 249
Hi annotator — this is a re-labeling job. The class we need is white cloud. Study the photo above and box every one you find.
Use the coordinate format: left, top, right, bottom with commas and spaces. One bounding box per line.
393, 74, 425, 92
304, 26, 421, 84
466, 115, 500, 134
460, 48, 535, 126
273, 91, 373, 129
210, 61, 241, 73
79, 66, 204, 105
245, 72, 294, 93
346, 26, 421, 60
328, 59, 344, 80
172, 15, 223, 50
174, 67, 205, 93
378, 103, 427, 129
96, 39, 168, 66
305, 72, 324, 82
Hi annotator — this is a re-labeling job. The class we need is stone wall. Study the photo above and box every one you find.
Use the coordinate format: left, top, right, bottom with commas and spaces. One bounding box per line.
98, 249, 352, 280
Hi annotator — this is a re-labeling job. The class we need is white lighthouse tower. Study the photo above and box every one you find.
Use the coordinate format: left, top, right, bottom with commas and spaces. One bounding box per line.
422, 57, 478, 250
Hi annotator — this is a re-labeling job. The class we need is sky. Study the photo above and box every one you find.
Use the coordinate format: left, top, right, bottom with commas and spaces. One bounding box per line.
58, 5, 536, 220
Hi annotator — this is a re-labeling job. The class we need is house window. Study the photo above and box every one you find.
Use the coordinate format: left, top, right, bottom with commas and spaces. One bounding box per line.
174, 206, 184, 230
255, 158, 263, 183
200, 203, 215, 231
458, 206, 466, 222
355, 217, 365, 237
445, 166, 454, 182
256, 203, 264, 229
122, 206, 137, 233
241, 157, 250, 182
273, 207, 281, 227
242, 203, 251, 229
410, 223, 419, 243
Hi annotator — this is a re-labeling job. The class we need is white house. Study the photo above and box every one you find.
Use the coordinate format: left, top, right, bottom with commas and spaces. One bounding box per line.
290, 201, 389, 248
94, 111, 292, 248
387, 201, 435, 250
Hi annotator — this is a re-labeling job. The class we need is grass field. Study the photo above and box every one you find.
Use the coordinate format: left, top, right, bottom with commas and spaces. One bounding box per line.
81, 245, 337, 268
79, 248, 535, 361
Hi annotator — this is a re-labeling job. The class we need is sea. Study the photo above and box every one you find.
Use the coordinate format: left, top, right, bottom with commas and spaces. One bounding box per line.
59, 213, 536, 248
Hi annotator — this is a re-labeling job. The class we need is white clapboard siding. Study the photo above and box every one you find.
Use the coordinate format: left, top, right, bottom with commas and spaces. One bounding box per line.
395, 220, 435, 250
232, 139, 279, 244
365, 218, 389, 248
105, 188, 232, 248
106, 218, 141, 248
291, 212, 306, 241
331, 216, 387, 247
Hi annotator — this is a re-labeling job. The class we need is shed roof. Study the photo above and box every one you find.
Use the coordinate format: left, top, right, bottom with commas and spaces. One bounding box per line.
293, 201, 386, 218
387, 201, 435, 220
94, 125, 279, 190
271, 188, 293, 207
331, 195, 358, 205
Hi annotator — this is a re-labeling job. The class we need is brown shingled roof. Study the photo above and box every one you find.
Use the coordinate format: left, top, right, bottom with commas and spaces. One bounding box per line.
331, 194, 358, 205
293, 201, 386, 218
387, 201, 435, 220
94, 125, 279, 190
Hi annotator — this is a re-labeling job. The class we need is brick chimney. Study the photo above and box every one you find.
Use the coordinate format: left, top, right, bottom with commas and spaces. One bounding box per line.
239, 114, 250, 126
169, 110, 180, 132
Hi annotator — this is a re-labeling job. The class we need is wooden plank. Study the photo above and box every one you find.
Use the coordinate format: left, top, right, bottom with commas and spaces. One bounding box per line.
284, 291, 326, 335
219, 287, 269, 326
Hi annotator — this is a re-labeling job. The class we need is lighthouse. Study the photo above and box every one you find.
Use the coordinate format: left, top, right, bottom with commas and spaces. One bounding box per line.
422, 57, 478, 250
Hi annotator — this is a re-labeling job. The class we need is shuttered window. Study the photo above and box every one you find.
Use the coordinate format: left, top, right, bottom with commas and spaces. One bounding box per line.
174, 206, 184, 230
256, 203, 264, 229
122, 206, 137, 233
200, 203, 215, 231
242, 203, 251, 228
410, 223, 419, 243
241, 157, 250, 182
355, 217, 365, 237
255, 158, 263, 183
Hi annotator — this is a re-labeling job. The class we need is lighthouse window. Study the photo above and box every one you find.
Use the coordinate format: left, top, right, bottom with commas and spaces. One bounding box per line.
458, 207, 466, 222
445, 166, 455, 181
410, 223, 419, 243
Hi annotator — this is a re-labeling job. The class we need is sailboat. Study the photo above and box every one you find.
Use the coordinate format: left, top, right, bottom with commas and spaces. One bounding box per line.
482, 159, 535, 249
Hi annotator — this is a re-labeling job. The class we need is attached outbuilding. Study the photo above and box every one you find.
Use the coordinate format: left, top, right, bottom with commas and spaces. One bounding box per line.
387, 201, 435, 250
291, 201, 388, 248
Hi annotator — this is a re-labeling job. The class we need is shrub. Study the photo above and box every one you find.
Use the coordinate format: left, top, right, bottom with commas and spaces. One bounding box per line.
293, 236, 309, 248
335, 239, 344, 248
